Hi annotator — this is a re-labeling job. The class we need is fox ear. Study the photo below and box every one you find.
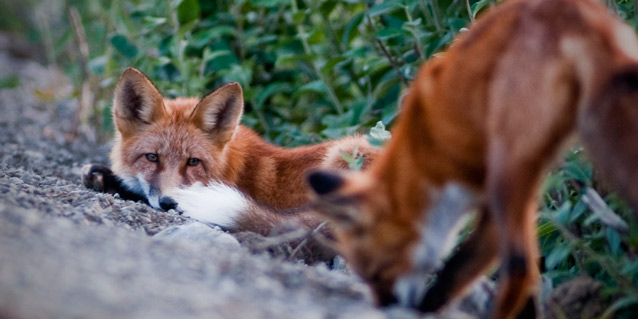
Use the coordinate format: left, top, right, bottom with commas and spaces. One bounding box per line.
307, 170, 362, 227
191, 82, 244, 148
308, 170, 345, 196
112, 68, 166, 137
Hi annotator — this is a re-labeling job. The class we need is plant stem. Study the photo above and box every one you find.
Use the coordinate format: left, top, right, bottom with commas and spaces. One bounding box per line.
420, 0, 441, 32
165, 0, 188, 95
403, 5, 426, 63
365, 14, 410, 87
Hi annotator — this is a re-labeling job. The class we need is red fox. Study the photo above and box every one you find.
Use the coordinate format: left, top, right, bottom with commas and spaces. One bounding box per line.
83, 67, 378, 235
307, 0, 638, 317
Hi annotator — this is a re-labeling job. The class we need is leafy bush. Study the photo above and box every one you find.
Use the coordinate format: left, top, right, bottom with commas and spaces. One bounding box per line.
23, 0, 483, 144
2, 0, 638, 316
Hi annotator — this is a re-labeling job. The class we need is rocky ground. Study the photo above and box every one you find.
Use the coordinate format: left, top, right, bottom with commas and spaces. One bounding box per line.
0, 46, 501, 319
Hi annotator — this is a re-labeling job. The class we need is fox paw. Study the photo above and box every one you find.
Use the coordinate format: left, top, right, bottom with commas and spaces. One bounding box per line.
82, 164, 113, 192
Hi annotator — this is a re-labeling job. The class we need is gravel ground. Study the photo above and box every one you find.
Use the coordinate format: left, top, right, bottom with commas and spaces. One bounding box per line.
0, 46, 495, 319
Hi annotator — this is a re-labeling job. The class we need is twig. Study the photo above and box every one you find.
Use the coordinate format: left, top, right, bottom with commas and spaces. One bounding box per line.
403, 5, 426, 62
34, 3, 56, 66
68, 6, 95, 140
288, 221, 329, 260
250, 228, 310, 250
165, 0, 188, 95
365, 14, 410, 87
428, 0, 442, 32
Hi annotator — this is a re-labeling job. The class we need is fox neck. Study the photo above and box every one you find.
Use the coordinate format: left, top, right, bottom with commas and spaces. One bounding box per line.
219, 126, 334, 210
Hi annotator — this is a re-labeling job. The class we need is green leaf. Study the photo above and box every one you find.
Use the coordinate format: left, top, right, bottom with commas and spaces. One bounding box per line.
471, 0, 492, 18
563, 158, 592, 183
447, 18, 468, 31
342, 12, 365, 46
403, 17, 422, 27
177, 0, 200, 25
600, 295, 638, 319
340, 147, 364, 171
141, 16, 167, 28
252, 0, 289, 7
366, 121, 391, 147
191, 26, 236, 48
368, 1, 401, 17
555, 201, 572, 225
582, 188, 629, 233
537, 221, 558, 238
374, 27, 409, 40
222, 64, 252, 88
255, 82, 292, 110
88, 56, 108, 75
298, 80, 327, 95
110, 34, 138, 59
545, 243, 570, 270
606, 228, 622, 255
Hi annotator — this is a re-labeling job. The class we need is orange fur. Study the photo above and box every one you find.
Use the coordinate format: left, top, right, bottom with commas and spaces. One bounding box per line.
109, 68, 378, 212
308, 0, 638, 317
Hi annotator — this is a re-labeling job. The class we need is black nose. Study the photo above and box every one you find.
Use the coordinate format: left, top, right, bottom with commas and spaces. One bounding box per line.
159, 196, 178, 211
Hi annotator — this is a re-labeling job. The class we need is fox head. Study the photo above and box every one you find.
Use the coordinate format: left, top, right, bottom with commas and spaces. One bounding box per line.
109, 67, 244, 210
307, 170, 477, 307
307, 170, 413, 306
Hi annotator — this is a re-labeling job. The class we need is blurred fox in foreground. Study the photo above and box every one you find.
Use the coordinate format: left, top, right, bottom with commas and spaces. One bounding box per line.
83, 68, 378, 237
307, 0, 638, 317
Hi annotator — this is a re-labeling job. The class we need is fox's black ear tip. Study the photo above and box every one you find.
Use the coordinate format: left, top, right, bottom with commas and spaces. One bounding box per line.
307, 170, 344, 195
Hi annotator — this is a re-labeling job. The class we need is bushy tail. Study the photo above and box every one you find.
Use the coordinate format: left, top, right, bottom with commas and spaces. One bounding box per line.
578, 66, 638, 213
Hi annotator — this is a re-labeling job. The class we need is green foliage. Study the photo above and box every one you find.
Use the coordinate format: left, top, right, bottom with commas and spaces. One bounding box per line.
366, 121, 392, 147
540, 150, 638, 318
0, 76, 20, 89
3, 0, 638, 317
340, 148, 364, 171
11, 0, 482, 145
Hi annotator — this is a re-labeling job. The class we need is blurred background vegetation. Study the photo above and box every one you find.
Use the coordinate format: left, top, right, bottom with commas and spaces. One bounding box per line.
1, 0, 637, 317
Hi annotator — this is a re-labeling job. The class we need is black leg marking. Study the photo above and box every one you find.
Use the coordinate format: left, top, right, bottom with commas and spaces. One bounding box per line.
516, 296, 537, 319
82, 164, 148, 203
418, 245, 476, 312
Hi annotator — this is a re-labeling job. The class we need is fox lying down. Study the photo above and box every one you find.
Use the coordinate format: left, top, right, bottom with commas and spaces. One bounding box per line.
305, 0, 638, 318
82, 68, 378, 237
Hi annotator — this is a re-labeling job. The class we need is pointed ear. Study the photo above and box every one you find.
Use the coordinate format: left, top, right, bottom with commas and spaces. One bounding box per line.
112, 68, 166, 137
190, 82, 244, 148
307, 170, 361, 228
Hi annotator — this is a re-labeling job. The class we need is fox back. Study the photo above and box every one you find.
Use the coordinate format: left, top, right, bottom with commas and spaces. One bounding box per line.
308, 0, 638, 317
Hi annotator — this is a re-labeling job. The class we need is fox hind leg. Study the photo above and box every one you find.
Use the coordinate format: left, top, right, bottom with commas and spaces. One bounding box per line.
486, 142, 543, 319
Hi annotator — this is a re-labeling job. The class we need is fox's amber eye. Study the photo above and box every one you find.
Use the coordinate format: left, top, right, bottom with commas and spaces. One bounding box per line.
145, 153, 159, 162
187, 158, 200, 167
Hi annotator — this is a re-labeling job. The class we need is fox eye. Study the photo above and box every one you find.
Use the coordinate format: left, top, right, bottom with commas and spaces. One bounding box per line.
187, 157, 201, 167
145, 153, 159, 163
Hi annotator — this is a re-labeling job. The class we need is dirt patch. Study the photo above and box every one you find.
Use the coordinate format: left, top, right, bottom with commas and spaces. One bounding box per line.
0, 47, 493, 319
